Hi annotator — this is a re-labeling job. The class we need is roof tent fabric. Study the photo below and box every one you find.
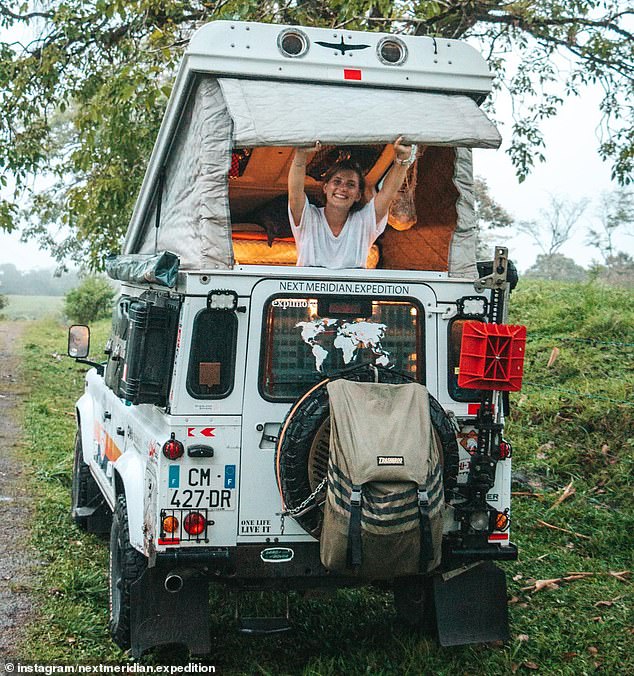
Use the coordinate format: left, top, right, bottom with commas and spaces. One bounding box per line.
132, 76, 499, 272
136, 78, 234, 269
218, 78, 501, 149
449, 147, 478, 278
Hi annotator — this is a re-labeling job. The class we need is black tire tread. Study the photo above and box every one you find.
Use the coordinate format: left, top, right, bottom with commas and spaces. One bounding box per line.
71, 431, 92, 529
109, 494, 147, 650
393, 575, 436, 633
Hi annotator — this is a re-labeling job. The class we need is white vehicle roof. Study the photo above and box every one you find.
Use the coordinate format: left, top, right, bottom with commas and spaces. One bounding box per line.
186, 21, 494, 97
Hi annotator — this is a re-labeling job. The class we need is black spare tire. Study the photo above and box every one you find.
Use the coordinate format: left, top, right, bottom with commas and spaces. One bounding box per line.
275, 366, 459, 538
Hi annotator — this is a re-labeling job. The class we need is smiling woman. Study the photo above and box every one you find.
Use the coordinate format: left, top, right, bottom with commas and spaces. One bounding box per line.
288, 138, 416, 269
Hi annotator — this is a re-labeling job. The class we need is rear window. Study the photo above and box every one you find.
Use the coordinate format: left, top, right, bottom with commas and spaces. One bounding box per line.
260, 295, 423, 400
448, 317, 482, 402
187, 309, 237, 398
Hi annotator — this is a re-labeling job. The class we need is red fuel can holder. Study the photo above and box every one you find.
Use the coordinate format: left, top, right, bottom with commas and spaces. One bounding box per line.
458, 321, 527, 391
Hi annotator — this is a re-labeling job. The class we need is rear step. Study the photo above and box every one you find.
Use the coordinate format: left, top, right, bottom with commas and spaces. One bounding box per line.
73, 498, 112, 533
235, 592, 292, 635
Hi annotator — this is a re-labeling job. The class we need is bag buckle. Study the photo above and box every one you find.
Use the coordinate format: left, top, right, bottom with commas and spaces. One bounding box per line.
418, 489, 429, 507
350, 488, 362, 507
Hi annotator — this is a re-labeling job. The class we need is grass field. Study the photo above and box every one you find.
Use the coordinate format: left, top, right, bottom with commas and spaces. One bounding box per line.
14, 279, 633, 674
2, 294, 64, 320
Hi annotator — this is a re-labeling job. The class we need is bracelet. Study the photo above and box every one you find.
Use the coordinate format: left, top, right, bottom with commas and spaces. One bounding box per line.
395, 143, 418, 167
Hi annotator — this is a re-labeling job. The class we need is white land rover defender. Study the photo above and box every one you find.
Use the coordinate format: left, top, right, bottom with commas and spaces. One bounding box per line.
68, 21, 524, 657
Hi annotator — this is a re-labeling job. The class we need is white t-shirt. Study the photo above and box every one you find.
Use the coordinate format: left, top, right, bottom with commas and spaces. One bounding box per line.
288, 196, 388, 268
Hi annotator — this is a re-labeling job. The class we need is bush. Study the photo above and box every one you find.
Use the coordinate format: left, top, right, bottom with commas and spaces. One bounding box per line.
0, 293, 7, 312
64, 277, 115, 324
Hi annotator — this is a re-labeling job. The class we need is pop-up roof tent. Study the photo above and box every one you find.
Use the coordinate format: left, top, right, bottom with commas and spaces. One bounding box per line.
123, 21, 501, 277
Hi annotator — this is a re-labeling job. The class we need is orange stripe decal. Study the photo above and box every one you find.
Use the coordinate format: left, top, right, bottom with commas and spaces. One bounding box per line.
104, 431, 122, 461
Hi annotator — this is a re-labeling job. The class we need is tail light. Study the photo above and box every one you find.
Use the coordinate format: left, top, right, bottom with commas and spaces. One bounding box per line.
494, 510, 510, 532
498, 440, 512, 459
184, 512, 207, 536
162, 515, 179, 534
163, 432, 184, 460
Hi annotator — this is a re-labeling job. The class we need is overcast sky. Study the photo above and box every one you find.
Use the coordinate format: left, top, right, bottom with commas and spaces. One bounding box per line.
474, 83, 632, 270
1, 29, 631, 273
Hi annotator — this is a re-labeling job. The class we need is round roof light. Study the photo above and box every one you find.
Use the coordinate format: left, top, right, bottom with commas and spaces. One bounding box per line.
377, 37, 408, 66
278, 29, 309, 58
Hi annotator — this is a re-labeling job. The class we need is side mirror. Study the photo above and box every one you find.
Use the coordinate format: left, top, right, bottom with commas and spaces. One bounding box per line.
68, 325, 90, 358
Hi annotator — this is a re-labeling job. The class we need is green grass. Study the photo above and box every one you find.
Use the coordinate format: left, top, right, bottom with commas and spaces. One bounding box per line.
2, 294, 64, 320
14, 279, 634, 673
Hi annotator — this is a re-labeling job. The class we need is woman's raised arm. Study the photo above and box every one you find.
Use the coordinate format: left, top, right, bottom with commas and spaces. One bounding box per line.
288, 142, 320, 226
374, 136, 416, 223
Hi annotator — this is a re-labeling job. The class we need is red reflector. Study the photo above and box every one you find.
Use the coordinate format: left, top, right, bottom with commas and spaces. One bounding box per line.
467, 403, 494, 416
459, 321, 527, 391
158, 538, 180, 545
184, 512, 207, 536
343, 68, 362, 81
488, 533, 509, 541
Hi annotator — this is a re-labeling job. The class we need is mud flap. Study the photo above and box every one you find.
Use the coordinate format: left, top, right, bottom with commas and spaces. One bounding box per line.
434, 561, 510, 646
130, 567, 210, 658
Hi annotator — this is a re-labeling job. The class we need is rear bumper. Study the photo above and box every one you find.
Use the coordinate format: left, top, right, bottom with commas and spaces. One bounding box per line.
447, 541, 518, 562
153, 538, 518, 588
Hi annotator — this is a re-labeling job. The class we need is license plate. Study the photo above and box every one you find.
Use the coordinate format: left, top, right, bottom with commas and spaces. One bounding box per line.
169, 488, 234, 510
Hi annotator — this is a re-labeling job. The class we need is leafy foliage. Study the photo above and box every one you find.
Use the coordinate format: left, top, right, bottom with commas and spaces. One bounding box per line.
474, 176, 514, 258
63, 276, 114, 324
590, 251, 634, 287
1, 2, 632, 268
0, 293, 7, 312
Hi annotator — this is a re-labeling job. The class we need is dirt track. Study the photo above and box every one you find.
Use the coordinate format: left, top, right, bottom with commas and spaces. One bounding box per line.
0, 321, 36, 660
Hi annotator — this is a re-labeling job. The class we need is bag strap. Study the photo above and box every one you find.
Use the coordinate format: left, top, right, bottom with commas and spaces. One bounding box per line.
418, 486, 434, 566
347, 485, 363, 568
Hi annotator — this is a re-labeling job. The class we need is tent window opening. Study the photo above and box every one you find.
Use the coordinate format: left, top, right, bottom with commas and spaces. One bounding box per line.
187, 309, 237, 399
260, 296, 423, 401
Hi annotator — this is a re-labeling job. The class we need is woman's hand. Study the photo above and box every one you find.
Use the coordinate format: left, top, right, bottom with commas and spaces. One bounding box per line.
393, 136, 413, 163
294, 141, 321, 165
